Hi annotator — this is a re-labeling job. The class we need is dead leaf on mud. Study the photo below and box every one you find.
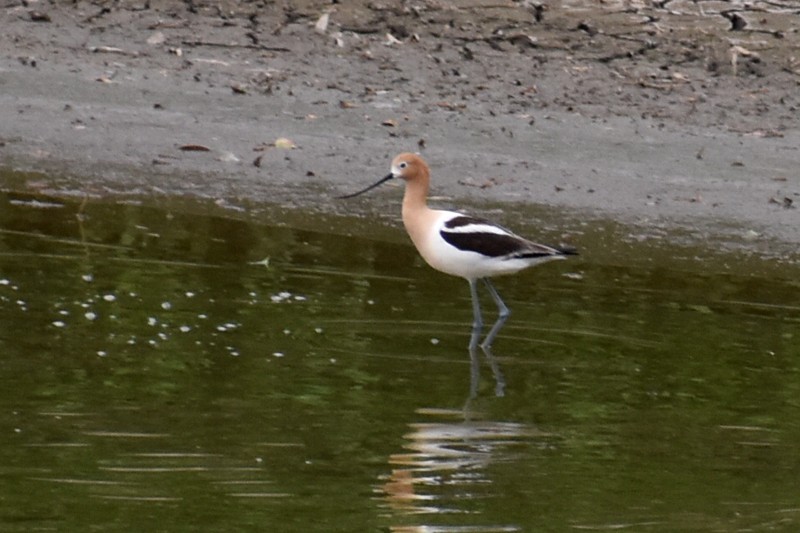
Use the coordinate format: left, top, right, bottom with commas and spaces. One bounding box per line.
315, 12, 330, 35
730, 45, 759, 77
253, 139, 300, 151
769, 196, 794, 209
146, 32, 166, 45
637, 77, 675, 91
381, 119, 397, 127
89, 45, 138, 57
339, 100, 358, 109
746, 129, 784, 138
231, 83, 248, 95
253, 154, 264, 168
29, 11, 51, 22
274, 137, 297, 149
217, 152, 240, 163
178, 144, 211, 152
191, 58, 230, 67
385, 33, 402, 46
458, 177, 499, 189
675, 194, 704, 203
436, 102, 466, 111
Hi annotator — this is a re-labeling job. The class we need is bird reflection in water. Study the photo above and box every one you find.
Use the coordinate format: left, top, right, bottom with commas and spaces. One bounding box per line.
468, 331, 506, 400
378, 356, 545, 532
376, 281, 547, 531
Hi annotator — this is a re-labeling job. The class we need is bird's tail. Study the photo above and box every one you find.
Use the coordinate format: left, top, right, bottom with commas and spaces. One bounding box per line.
556, 244, 578, 256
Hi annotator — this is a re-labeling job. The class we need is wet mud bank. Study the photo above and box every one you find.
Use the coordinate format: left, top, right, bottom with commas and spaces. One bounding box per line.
0, 1, 798, 261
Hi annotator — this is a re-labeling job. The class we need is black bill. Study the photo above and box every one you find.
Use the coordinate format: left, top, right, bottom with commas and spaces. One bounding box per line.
337, 173, 394, 199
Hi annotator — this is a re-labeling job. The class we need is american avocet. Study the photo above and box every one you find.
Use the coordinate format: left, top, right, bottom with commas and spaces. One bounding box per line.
340, 153, 577, 350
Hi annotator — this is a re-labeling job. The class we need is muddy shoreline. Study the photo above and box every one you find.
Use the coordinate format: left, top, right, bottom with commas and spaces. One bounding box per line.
1, 1, 798, 261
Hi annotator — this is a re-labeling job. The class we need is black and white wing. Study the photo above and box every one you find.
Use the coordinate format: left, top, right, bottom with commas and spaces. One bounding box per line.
439, 215, 575, 260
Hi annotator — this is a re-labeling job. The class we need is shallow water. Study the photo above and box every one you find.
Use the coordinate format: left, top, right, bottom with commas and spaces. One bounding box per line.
0, 188, 799, 532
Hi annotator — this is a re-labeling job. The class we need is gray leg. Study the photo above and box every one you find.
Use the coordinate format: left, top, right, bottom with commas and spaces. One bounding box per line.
468, 279, 483, 350
481, 278, 510, 349
480, 342, 506, 397
465, 279, 507, 399
467, 342, 480, 401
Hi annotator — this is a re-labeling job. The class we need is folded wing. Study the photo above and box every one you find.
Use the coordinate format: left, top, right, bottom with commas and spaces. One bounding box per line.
440, 215, 575, 260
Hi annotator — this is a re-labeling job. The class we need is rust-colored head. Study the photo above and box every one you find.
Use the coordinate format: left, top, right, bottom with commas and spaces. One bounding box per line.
389, 153, 430, 183
338, 152, 429, 199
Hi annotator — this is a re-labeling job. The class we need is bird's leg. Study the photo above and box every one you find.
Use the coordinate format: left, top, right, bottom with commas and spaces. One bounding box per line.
467, 341, 480, 402
465, 278, 506, 398
479, 339, 507, 398
468, 278, 483, 351
480, 278, 510, 349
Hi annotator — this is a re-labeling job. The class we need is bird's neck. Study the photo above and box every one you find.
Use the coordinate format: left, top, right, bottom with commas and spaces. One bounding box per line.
401, 175, 430, 220
401, 175, 434, 250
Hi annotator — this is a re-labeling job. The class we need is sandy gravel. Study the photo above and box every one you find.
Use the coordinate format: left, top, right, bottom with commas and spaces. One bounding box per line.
0, 1, 798, 260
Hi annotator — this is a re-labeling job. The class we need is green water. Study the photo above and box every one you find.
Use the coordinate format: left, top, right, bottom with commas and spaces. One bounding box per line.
0, 189, 799, 532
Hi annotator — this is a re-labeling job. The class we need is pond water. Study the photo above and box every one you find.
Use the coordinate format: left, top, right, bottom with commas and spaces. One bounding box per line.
0, 184, 799, 532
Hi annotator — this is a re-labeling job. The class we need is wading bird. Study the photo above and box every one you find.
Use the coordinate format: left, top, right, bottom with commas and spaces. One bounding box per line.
340, 153, 576, 350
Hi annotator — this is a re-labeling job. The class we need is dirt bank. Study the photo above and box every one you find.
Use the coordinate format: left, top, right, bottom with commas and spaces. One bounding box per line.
0, 1, 798, 259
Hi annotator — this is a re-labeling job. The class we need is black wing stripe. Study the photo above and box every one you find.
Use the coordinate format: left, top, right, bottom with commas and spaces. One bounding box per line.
441, 231, 535, 258
441, 217, 579, 259
443, 215, 487, 229
444, 215, 517, 235
516, 251, 563, 259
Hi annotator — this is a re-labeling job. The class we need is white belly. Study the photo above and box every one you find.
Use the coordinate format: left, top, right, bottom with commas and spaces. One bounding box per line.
407, 210, 561, 280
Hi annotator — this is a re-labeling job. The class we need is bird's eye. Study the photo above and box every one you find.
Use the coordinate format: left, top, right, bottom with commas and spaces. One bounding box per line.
398, 162, 408, 169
